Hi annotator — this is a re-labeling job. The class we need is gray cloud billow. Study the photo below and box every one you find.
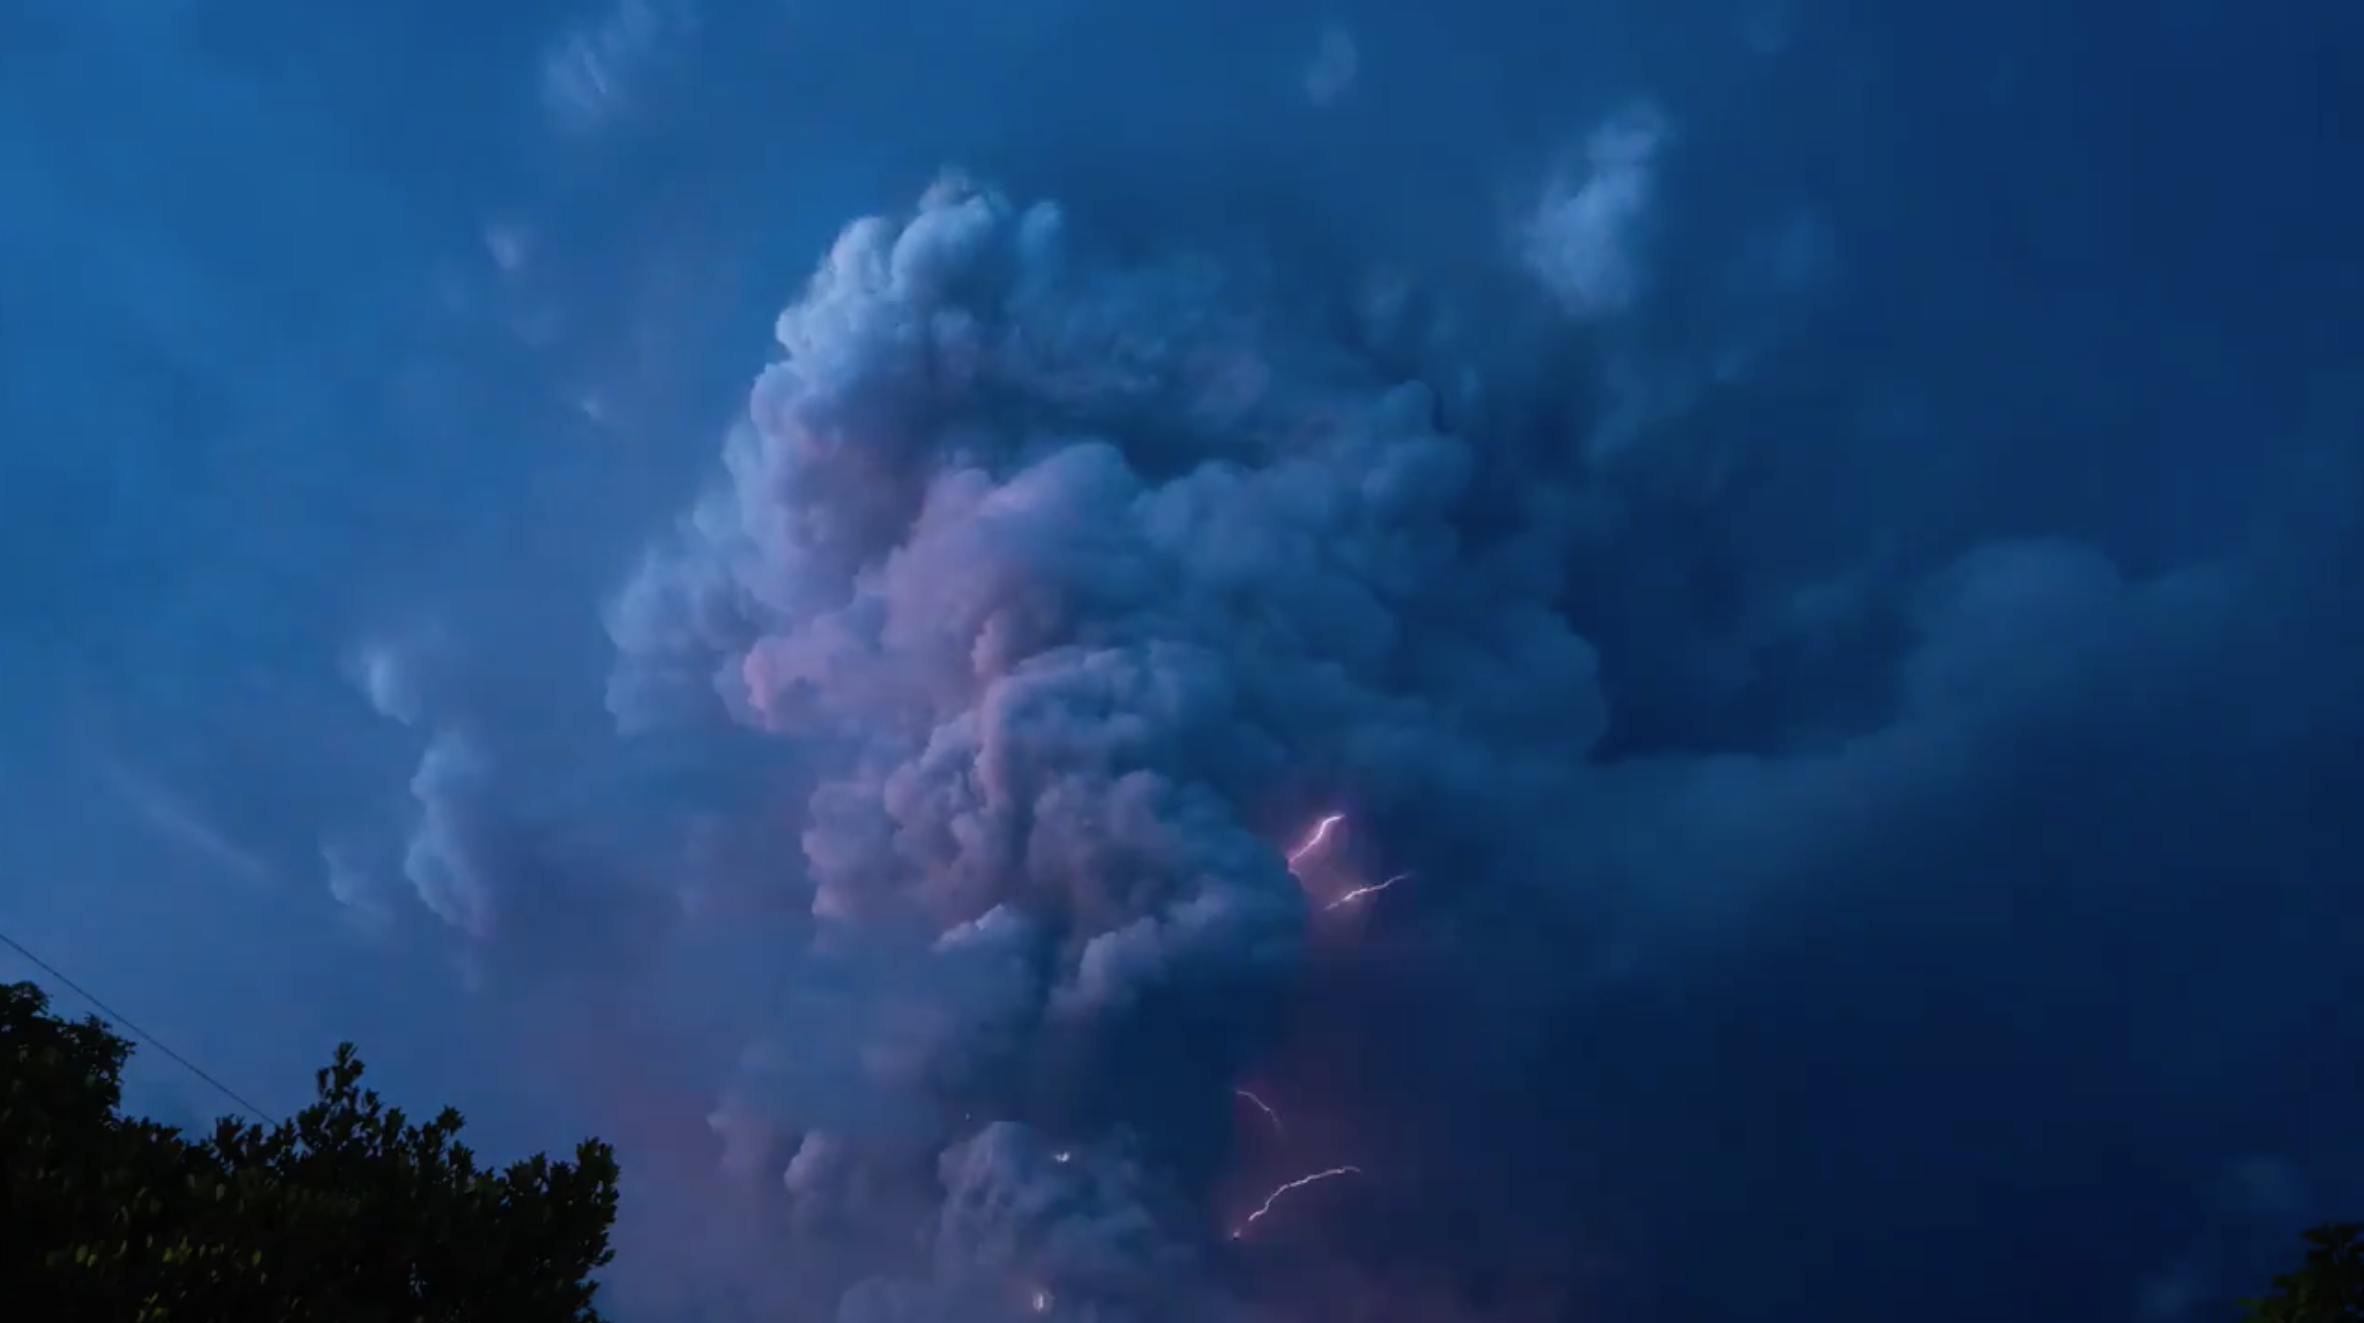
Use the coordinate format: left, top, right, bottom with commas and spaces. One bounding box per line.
298, 8, 2364, 1318
599, 175, 1633, 1320
552, 119, 2362, 1317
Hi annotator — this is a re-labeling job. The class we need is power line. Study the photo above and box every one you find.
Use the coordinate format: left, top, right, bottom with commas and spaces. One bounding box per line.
0, 925, 277, 1126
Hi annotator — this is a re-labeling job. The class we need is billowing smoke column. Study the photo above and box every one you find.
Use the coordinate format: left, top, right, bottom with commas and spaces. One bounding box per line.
606, 174, 1616, 1320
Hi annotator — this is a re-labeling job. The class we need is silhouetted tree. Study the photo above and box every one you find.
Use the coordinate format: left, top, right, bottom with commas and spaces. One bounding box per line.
0, 979, 620, 1322
2243, 1224, 2364, 1322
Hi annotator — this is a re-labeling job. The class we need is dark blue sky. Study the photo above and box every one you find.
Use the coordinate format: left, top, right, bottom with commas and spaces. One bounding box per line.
3, 1, 2361, 1321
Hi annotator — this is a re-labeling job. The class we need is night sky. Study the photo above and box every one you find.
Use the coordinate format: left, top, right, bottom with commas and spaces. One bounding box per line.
4, 1, 2362, 1320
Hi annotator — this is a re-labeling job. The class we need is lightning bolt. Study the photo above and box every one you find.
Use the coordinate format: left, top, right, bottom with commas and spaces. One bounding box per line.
1230, 1165, 1362, 1239
1234, 1088, 1284, 1135
1286, 813, 1346, 868
1323, 871, 1412, 911
1030, 1290, 1054, 1315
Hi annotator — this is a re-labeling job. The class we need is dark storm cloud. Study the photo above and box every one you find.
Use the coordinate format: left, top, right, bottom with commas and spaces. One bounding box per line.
303, 5, 2364, 1317
557, 76, 2356, 1316
8, 2, 2361, 1323
588, 176, 1633, 1317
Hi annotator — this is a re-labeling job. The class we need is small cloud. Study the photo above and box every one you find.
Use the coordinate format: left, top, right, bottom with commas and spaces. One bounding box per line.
1522, 103, 1669, 321
320, 840, 398, 930
1303, 25, 1359, 107
538, 0, 692, 138
2136, 1266, 2200, 1323
484, 221, 534, 276
343, 625, 461, 728
345, 639, 426, 726
102, 760, 275, 886
2220, 1155, 2306, 1218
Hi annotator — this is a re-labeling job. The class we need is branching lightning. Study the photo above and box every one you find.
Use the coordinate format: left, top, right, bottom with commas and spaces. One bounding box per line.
1323, 871, 1412, 911
1230, 1165, 1363, 1239
1234, 1088, 1285, 1135
1286, 813, 1346, 868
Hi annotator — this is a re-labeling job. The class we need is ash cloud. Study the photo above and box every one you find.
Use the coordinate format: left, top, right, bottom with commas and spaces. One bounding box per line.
1522, 103, 1667, 323
599, 177, 1627, 1316
576, 107, 2359, 1317
5, 1, 2363, 1323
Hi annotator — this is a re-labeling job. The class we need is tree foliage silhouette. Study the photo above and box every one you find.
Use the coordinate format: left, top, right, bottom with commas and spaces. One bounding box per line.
0, 979, 620, 1321
2245, 1224, 2364, 1323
